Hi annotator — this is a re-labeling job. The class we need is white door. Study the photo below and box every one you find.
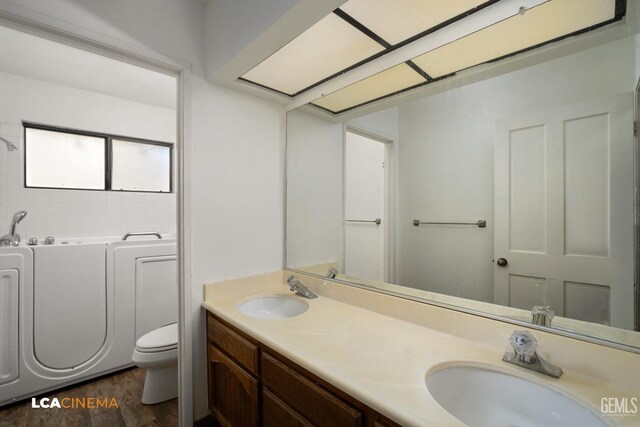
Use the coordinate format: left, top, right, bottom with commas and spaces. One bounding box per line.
494, 94, 634, 329
345, 130, 387, 282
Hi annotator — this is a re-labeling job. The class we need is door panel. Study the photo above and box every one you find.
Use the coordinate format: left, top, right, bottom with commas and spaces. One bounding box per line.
495, 94, 634, 328
564, 113, 609, 256
0, 269, 19, 385
135, 255, 177, 340
33, 244, 107, 369
509, 125, 547, 253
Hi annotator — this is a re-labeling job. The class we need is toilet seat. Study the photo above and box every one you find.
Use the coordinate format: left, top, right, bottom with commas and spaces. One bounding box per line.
135, 323, 177, 353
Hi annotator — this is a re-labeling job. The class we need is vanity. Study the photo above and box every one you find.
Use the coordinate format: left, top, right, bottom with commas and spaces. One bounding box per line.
205, 313, 400, 427
202, 271, 639, 427
203, 2, 640, 424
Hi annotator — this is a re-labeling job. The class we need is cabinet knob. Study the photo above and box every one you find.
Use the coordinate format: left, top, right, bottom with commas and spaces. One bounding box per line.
496, 258, 508, 267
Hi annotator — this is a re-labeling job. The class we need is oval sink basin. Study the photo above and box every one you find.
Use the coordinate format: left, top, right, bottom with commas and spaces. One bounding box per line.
426, 365, 607, 427
238, 296, 309, 319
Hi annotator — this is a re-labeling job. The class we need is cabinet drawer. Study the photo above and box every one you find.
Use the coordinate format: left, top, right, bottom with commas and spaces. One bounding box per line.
263, 389, 313, 427
207, 314, 258, 375
262, 352, 362, 427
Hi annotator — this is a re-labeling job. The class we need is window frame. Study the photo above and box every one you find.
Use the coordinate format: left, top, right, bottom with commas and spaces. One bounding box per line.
23, 121, 174, 194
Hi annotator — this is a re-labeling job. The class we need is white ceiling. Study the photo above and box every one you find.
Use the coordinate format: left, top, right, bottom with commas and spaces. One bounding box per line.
0, 26, 176, 110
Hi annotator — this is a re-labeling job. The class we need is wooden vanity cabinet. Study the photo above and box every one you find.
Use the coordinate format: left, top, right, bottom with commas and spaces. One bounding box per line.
206, 312, 402, 427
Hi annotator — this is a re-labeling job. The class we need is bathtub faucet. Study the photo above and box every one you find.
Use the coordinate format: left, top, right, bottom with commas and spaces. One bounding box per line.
0, 210, 27, 247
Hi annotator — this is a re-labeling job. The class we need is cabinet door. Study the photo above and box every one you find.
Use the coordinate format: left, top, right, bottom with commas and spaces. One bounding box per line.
263, 388, 312, 427
208, 344, 258, 427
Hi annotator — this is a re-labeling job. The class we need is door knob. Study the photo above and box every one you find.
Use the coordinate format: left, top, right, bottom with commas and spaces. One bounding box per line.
496, 258, 508, 267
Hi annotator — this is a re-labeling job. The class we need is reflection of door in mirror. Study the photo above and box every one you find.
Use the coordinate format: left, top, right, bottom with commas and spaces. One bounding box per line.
344, 130, 388, 282
494, 94, 634, 329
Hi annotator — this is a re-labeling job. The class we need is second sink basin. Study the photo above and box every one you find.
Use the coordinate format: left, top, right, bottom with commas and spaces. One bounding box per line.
426, 365, 607, 427
238, 296, 309, 319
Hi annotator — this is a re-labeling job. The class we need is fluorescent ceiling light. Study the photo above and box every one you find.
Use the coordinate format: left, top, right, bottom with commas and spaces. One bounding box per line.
241, 13, 384, 95
340, 0, 489, 45
312, 63, 425, 113
412, 0, 616, 78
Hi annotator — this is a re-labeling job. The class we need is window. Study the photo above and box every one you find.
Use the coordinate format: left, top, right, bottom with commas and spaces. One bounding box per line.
24, 123, 173, 193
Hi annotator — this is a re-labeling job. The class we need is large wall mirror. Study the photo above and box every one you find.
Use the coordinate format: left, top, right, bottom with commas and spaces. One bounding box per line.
285, 0, 640, 352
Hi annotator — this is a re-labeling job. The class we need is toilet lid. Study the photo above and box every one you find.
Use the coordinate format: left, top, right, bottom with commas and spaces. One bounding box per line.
136, 323, 178, 351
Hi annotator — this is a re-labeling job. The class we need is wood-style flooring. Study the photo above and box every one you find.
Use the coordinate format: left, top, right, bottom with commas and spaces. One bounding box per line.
0, 368, 178, 427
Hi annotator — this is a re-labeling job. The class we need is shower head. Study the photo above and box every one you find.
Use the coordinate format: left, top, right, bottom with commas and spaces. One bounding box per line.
0, 136, 17, 151
9, 211, 27, 237
13, 211, 27, 223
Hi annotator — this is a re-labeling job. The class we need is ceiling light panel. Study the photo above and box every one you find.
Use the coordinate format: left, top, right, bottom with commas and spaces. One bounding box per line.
412, 0, 616, 78
340, 0, 490, 45
312, 63, 426, 113
241, 13, 385, 96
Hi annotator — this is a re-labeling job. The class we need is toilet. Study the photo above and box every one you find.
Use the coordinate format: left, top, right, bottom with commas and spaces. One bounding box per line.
132, 322, 178, 404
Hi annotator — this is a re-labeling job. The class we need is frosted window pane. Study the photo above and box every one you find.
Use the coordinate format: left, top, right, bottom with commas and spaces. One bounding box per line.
25, 128, 105, 189
111, 140, 171, 192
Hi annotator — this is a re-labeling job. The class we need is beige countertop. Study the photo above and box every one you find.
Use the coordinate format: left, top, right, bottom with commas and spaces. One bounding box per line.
202, 271, 640, 427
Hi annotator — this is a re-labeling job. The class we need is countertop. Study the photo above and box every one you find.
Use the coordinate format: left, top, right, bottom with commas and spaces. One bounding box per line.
202, 271, 639, 427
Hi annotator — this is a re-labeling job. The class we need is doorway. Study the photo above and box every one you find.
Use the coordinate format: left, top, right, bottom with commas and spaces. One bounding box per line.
0, 22, 185, 425
493, 94, 635, 329
343, 128, 393, 283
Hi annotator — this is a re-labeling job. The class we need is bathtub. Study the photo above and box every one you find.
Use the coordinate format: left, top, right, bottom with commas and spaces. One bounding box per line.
0, 234, 176, 406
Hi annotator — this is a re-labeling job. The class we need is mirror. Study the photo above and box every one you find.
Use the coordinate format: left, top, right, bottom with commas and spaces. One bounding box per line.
286, 6, 640, 351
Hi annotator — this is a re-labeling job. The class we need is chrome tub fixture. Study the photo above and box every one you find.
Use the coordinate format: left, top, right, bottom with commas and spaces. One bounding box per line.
0, 210, 27, 247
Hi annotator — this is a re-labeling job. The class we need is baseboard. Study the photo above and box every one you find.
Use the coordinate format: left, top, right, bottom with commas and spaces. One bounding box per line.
193, 413, 217, 427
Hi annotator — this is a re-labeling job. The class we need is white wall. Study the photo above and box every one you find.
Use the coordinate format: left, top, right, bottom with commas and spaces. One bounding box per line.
205, 0, 298, 75
396, 36, 636, 301
0, 0, 288, 420
0, 71, 176, 239
347, 107, 399, 142
286, 110, 343, 270
190, 78, 285, 409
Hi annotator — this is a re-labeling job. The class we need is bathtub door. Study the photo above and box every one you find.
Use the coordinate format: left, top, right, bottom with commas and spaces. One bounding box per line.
494, 94, 634, 328
0, 268, 19, 385
32, 244, 107, 369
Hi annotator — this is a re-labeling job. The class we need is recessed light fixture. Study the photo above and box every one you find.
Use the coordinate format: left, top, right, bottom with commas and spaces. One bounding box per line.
311, 0, 622, 114
312, 63, 426, 113
241, 13, 384, 96
412, 0, 617, 79
239, 0, 624, 114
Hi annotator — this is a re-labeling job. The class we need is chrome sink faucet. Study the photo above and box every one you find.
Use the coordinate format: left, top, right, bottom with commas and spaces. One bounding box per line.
0, 210, 27, 247
326, 267, 338, 279
531, 305, 554, 327
502, 331, 563, 378
287, 275, 318, 299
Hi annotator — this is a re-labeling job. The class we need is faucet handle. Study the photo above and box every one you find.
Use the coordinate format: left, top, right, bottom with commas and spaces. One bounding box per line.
531, 305, 554, 326
509, 331, 537, 361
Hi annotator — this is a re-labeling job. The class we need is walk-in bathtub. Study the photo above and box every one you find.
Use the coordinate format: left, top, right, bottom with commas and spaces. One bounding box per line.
0, 234, 177, 405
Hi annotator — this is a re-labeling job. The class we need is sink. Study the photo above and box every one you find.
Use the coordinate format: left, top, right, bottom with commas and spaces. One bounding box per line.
426, 365, 607, 427
238, 296, 309, 319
